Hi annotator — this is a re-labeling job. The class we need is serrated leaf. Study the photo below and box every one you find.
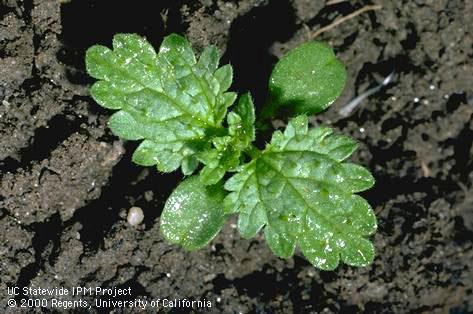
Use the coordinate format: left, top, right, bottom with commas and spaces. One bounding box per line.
132, 140, 162, 166
267, 41, 347, 116
90, 81, 126, 109
224, 116, 376, 270
161, 176, 226, 250
197, 45, 219, 74
215, 91, 237, 122
113, 33, 157, 65
160, 34, 196, 65
85, 33, 236, 174
269, 115, 357, 162
200, 163, 229, 185
214, 64, 233, 92
108, 111, 144, 140
230, 93, 255, 144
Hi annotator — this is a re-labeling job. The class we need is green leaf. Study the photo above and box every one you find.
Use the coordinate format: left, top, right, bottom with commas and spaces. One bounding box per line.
86, 34, 376, 270
214, 64, 233, 92
85, 33, 236, 174
224, 116, 376, 270
197, 93, 256, 185
161, 176, 226, 250
90, 81, 126, 109
267, 41, 347, 116
269, 115, 357, 162
230, 93, 256, 144
198, 136, 240, 185
215, 91, 237, 123
197, 45, 219, 74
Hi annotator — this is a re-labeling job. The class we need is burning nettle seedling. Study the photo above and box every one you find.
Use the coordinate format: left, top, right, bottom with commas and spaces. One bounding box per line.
85, 33, 376, 270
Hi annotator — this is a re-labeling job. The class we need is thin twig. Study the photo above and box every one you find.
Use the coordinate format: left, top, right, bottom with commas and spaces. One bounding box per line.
310, 4, 382, 39
302, 23, 312, 39
326, 0, 347, 5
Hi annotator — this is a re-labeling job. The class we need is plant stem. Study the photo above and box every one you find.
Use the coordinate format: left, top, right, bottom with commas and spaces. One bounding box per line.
244, 144, 262, 159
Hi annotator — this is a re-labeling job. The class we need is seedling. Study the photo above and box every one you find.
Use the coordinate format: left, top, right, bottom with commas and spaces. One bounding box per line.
85, 34, 376, 270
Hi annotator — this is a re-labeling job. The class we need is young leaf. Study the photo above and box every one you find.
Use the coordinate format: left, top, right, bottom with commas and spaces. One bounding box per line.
267, 42, 347, 116
197, 93, 256, 185
198, 136, 240, 185
230, 93, 256, 144
224, 116, 376, 270
161, 176, 226, 250
85, 33, 236, 174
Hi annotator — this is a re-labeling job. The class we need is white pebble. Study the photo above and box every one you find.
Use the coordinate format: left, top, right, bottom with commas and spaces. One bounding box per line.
127, 206, 144, 226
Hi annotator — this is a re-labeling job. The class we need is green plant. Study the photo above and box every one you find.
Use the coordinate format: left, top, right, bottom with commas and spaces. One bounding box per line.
85, 33, 376, 270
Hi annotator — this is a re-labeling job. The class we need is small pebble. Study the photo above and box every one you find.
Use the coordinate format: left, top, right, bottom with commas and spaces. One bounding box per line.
127, 206, 144, 226
144, 190, 154, 202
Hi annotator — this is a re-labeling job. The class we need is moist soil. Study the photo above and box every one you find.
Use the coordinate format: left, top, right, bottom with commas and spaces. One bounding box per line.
1, 0, 472, 313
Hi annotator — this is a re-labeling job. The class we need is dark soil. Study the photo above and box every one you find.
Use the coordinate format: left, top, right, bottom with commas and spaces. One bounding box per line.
1, 0, 472, 313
